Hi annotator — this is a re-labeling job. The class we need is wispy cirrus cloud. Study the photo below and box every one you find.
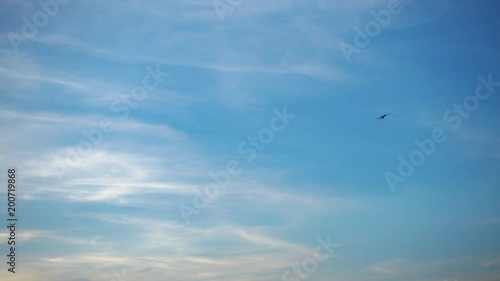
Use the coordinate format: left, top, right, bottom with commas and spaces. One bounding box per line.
1, 1, 500, 281
483, 260, 500, 268
367, 258, 404, 275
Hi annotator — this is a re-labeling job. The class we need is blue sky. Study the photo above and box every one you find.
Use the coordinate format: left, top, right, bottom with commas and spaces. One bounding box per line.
0, 0, 499, 280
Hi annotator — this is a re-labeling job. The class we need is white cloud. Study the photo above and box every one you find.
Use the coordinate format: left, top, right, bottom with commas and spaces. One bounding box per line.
367, 258, 403, 275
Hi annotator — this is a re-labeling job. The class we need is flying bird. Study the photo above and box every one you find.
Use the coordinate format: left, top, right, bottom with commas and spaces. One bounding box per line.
377, 113, 390, 120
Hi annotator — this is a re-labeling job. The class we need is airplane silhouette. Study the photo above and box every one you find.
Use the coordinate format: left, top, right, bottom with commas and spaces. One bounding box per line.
377, 113, 390, 120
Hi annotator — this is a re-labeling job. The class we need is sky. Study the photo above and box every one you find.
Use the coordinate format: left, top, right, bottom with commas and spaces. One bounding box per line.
0, 0, 500, 280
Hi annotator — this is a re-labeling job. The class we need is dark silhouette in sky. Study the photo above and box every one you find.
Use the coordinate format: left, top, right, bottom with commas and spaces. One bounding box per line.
377, 113, 390, 120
